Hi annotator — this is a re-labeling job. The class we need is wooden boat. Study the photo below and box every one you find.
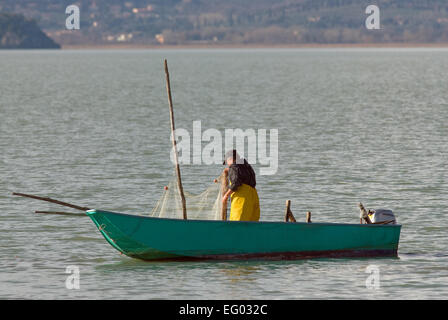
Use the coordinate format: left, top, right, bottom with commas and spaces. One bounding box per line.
86, 209, 401, 261
13, 62, 402, 262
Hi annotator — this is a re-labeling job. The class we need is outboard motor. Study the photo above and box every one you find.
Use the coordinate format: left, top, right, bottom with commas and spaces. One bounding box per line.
359, 203, 397, 224
368, 209, 396, 224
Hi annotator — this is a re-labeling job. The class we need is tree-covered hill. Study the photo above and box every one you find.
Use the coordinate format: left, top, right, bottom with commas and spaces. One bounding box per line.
0, 13, 60, 48
1, 0, 447, 46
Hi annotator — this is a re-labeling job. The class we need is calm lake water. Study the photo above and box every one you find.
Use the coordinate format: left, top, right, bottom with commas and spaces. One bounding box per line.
0, 48, 447, 299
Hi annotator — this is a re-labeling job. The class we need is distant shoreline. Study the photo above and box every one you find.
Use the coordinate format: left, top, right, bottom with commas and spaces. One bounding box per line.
60, 42, 448, 50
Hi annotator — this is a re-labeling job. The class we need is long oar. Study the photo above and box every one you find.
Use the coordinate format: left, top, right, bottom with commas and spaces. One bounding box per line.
12, 192, 90, 215
35, 210, 86, 217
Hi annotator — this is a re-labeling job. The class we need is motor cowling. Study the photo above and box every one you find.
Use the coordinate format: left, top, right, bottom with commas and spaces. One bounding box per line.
368, 209, 396, 224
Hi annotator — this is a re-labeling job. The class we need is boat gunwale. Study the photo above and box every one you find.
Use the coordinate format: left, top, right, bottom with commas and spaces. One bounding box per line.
86, 209, 402, 228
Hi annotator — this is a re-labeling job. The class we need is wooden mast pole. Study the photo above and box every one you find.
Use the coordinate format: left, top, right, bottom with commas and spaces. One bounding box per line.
164, 59, 187, 220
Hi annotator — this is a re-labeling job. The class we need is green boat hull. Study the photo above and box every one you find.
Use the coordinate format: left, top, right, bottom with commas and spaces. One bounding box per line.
86, 209, 401, 261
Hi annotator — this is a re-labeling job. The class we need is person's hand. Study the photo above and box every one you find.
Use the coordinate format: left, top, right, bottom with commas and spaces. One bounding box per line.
222, 194, 228, 204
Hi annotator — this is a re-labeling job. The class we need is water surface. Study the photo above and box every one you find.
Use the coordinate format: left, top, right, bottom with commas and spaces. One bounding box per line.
0, 48, 447, 299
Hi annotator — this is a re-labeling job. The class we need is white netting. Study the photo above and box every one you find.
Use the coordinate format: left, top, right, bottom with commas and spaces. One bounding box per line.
148, 171, 227, 220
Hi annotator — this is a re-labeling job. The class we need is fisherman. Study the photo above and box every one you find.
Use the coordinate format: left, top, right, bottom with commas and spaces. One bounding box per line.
222, 150, 260, 221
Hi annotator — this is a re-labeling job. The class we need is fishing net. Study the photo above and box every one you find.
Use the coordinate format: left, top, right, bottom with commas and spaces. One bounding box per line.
148, 171, 227, 220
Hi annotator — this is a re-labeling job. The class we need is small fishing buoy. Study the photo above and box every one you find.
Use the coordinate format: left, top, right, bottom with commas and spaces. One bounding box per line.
164, 186, 168, 190
213, 179, 218, 183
